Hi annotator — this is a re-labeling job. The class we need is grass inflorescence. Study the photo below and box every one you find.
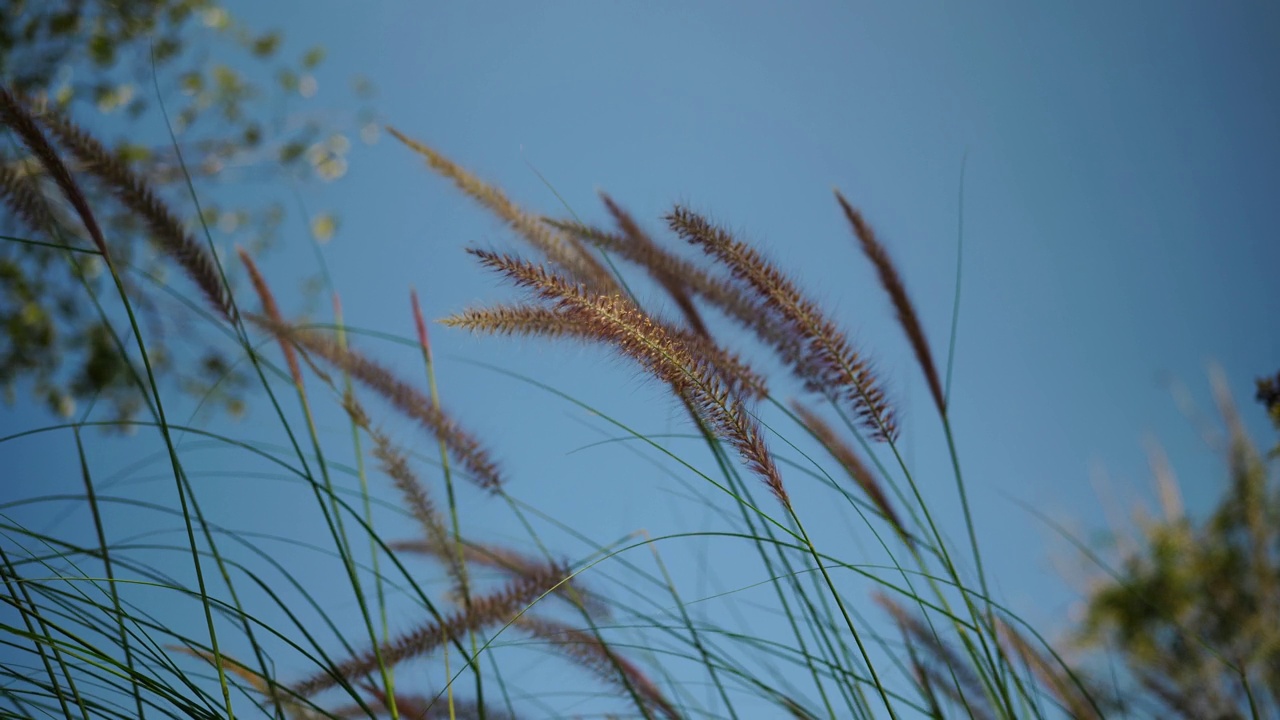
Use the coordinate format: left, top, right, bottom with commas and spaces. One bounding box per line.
5, 89, 1266, 720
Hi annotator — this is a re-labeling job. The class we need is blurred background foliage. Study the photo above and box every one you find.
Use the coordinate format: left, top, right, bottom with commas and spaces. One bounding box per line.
1071, 375, 1280, 718
0, 0, 374, 424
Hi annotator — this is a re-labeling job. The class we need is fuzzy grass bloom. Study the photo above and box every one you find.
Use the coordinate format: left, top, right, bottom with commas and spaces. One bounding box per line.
31, 98, 234, 320
547, 213, 796, 356
0, 157, 58, 237
875, 593, 994, 720
368, 424, 452, 557
836, 191, 946, 417
995, 618, 1103, 720
391, 537, 608, 619
441, 303, 583, 339
237, 248, 303, 387
516, 615, 679, 720
387, 127, 616, 291
0, 86, 108, 263
668, 205, 898, 442
291, 563, 567, 697
462, 248, 789, 506
792, 401, 910, 545
599, 192, 710, 338
443, 301, 768, 401
250, 314, 505, 492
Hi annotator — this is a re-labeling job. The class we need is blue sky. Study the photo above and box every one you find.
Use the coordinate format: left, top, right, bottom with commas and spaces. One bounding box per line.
4, 1, 1279, 717
230, 0, 1277, 604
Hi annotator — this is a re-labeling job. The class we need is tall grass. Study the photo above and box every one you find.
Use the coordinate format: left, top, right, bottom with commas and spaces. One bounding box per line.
0, 86, 1244, 719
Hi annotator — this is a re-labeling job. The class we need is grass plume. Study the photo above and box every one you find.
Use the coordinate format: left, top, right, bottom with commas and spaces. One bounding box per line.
387, 126, 616, 291
791, 401, 911, 545
875, 593, 994, 720
835, 190, 945, 417
515, 615, 680, 720
668, 205, 898, 442
249, 313, 505, 492
0, 156, 58, 237
238, 247, 303, 387
0, 85, 108, 261
547, 214, 795, 354
30, 96, 234, 320
464, 248, 788, 506
599, 192, 710, 337
291, 563, 566, 697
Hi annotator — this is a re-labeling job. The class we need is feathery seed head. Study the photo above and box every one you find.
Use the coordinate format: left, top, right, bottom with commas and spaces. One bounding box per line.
237, 248, 303, 388
466, 248, 789, 505
0, 85, 109, 264
835, 190, 946, 417
792, 402, 911, 545
292, 564, 566, 697
388, 126, 617, 290
28, 97, 235, 320
249, 313, 505, 492
669, 205, 899, 442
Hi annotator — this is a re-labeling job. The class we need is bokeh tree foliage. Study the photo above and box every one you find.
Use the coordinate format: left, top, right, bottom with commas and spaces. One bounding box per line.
1075, 371, 1280, 718
0, 0, 373, 423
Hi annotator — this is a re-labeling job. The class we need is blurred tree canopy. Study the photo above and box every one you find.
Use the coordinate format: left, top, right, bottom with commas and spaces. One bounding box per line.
0, 0, 374, 424
1075, 371, 1280, 718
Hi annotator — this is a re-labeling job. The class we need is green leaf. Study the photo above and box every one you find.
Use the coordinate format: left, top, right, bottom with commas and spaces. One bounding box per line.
180, 71, 204, 95
48, 11, 79, 35
242, 123, 262, 147
88, 34, 115, 66
212, 64, 240, 92
278, 141, 306, 164
116, 144, 152, 163
302, 45, 326, 69
152, 36, 183, 63
252, 31, 281, 57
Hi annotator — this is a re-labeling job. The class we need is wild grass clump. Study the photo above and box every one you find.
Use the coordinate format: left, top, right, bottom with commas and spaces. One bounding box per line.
2, 86, 1269, 719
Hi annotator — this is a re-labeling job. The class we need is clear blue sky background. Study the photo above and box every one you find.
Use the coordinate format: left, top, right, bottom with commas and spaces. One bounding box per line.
3, 2, 1279, 717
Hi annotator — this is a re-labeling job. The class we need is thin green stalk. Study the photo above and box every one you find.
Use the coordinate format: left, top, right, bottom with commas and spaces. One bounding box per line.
298, 183, 393, 681
102, 212, 232, 719
150, 99, 398, 717
74, 427, 144, 720
714, 445, 849, 718
288, 361, 400, 719
944, 148, 968, 406
830, 403, 1016, 717
0, 544, 85, 719
643, 528, 733, 720
331, 292, 391, 685
786, 509, 898, 720
486, 488, 662, 720
933, 150, 1031, 718
411, 289, 483, 720
939, 418, 1020, 715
